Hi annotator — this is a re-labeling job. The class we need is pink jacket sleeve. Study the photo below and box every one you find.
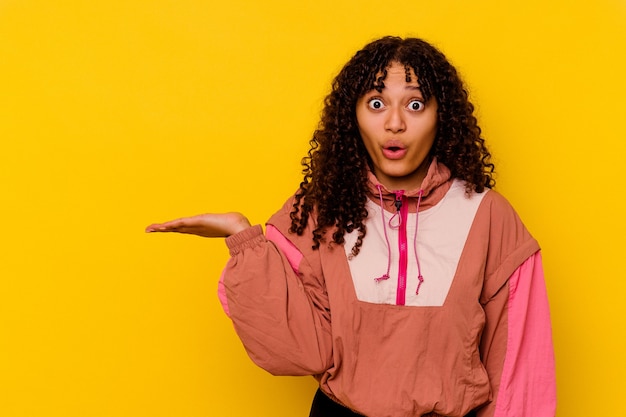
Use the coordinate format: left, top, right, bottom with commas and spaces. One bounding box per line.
478, 251, 556, 417
218, 224, 333, 377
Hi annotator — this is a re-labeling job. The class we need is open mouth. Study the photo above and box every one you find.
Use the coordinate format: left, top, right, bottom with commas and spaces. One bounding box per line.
382, 146, 407, 160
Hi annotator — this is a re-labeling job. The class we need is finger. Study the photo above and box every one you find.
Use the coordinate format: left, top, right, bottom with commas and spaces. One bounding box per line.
145, 219, 186, 233
145, 223, 161, 232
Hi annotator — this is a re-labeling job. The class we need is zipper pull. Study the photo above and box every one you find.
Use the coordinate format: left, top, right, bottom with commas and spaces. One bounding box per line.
390, 191, 404, 228
394, 196, 402, 212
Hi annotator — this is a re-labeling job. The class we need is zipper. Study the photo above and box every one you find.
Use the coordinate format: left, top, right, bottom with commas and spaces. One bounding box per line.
395, 191, 409, 305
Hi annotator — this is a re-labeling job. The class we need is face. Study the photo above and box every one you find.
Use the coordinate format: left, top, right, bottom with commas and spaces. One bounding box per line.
356, 61, 438, 191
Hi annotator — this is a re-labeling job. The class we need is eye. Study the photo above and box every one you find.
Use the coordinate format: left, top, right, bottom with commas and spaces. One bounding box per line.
407, 99, 425, 112
367, 98, 385, 110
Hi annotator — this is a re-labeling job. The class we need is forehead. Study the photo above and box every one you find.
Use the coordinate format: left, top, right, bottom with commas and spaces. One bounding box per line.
372, 61, 421, 90
386, 62, 416, 76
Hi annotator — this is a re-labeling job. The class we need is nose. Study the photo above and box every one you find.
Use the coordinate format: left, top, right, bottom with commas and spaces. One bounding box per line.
384, 106, 405, 133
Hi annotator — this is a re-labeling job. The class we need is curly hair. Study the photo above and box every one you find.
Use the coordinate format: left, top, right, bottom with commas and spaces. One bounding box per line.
289, 36, 495, 255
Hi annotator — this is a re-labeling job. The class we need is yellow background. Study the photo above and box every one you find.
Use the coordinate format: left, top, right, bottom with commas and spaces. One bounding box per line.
1, 0, 625, 416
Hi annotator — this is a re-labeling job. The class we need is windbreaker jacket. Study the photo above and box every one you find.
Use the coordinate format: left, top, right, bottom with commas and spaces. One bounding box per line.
219, 161, 556, 417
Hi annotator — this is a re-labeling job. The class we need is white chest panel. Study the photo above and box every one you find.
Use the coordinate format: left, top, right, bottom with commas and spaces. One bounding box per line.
343, 181, 487, 306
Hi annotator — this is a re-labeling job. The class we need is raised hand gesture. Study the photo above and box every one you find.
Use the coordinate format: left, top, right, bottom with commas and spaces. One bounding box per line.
145, 212, 251, 238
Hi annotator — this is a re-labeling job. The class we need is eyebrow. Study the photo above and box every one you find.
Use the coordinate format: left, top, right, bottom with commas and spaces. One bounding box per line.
367, 84, 422, 93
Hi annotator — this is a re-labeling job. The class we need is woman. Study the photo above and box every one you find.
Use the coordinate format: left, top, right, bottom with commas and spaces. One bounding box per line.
147, 36, 556, 417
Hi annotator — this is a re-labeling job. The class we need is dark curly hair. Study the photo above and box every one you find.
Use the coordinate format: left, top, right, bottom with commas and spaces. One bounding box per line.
289, 36, 495, 255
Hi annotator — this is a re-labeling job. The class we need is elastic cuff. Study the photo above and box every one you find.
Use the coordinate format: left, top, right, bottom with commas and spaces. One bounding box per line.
225, 224, 265, 255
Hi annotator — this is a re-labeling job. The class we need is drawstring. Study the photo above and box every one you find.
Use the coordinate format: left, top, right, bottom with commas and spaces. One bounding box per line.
414, 190, 424, 294
374, 184, 391, 282
373, 184, 426, 296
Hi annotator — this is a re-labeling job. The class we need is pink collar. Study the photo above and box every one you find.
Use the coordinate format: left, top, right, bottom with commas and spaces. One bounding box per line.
366, 158, 454, 212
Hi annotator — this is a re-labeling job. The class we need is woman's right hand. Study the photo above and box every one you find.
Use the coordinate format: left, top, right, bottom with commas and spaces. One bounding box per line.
145, 212, 252, 238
